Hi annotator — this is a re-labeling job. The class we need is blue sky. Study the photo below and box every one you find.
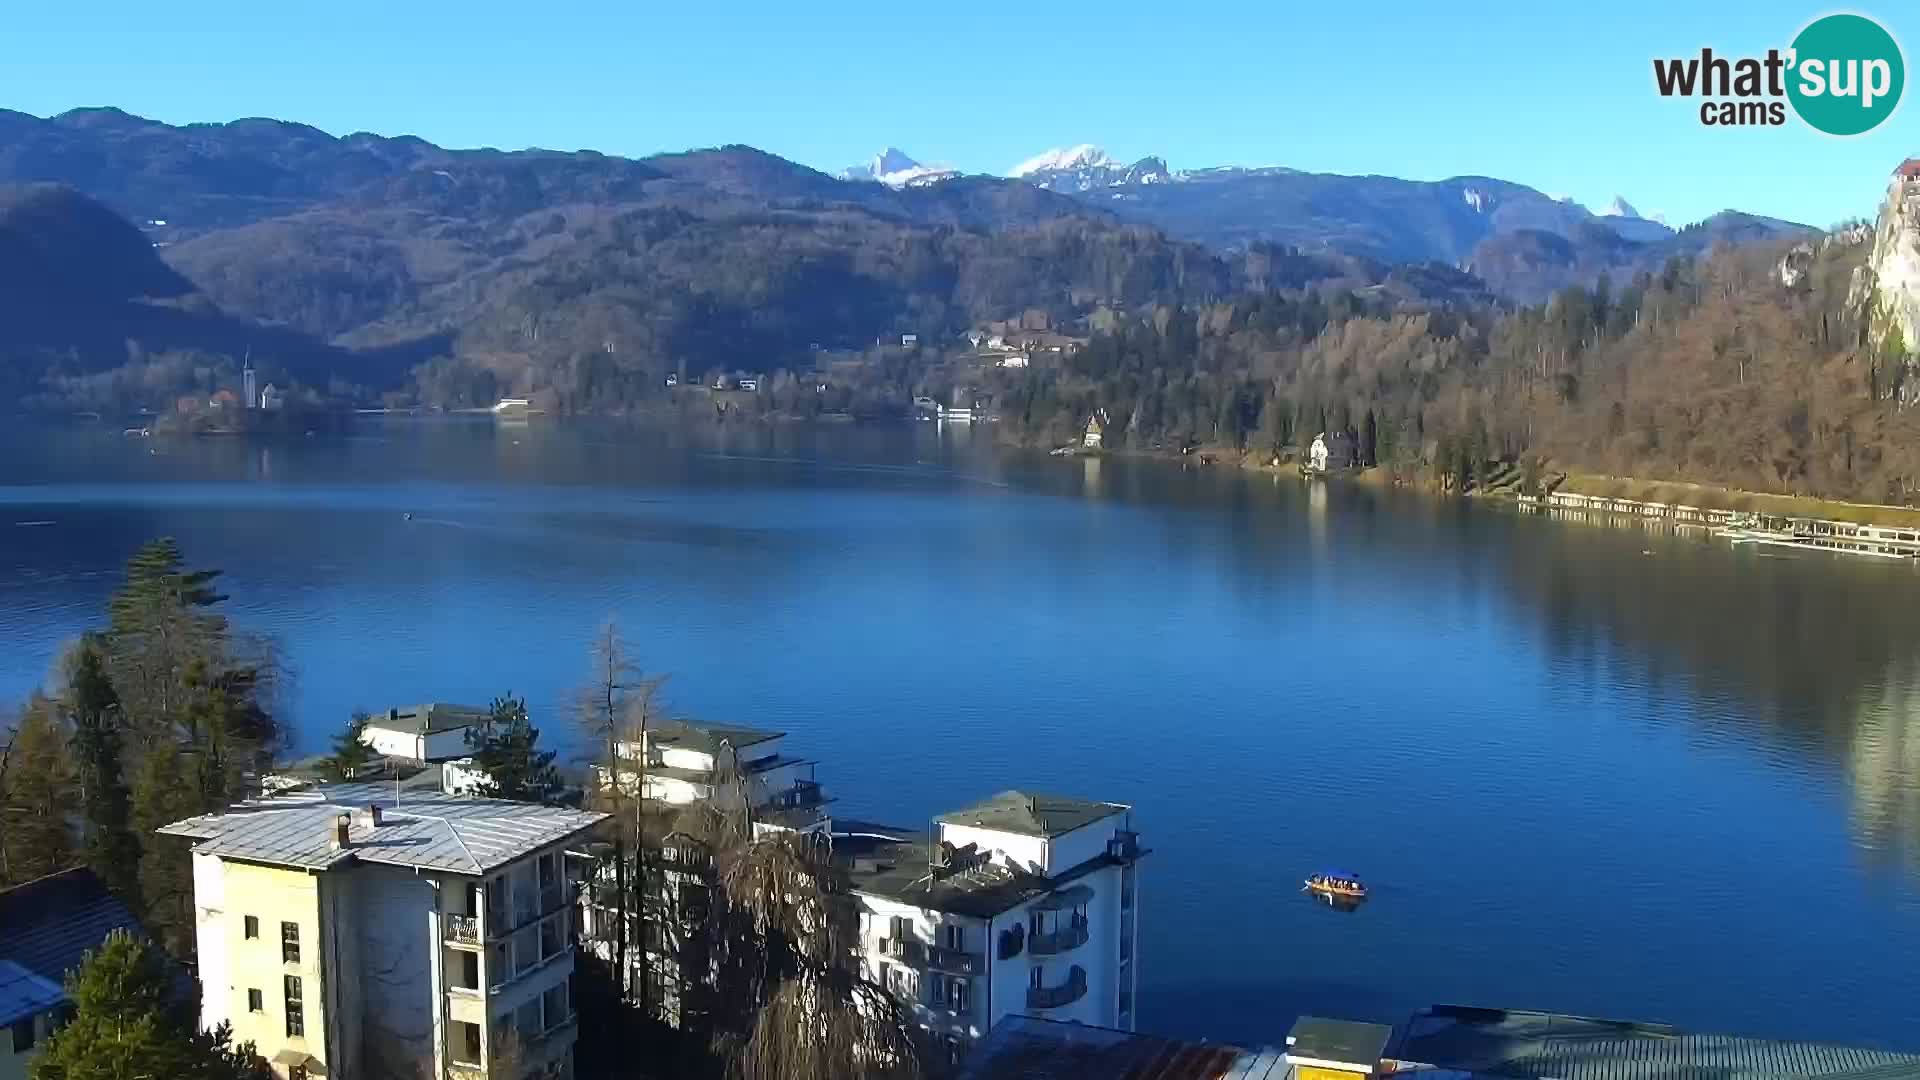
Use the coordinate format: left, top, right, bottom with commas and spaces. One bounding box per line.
2, 1, 1915, 227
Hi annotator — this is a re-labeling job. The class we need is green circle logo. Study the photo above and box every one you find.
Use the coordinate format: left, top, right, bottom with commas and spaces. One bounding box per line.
1787, 14, 1905, 136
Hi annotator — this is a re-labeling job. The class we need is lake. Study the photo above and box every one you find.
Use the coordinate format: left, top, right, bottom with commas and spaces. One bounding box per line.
3, 418, 1919, 1048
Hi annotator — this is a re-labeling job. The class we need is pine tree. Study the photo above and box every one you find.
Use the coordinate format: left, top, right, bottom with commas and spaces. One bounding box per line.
105, 538, 281, 804
61, 634, 139, 903
108, 538, 226, 635
129, 740, 200, 956
30, 930, 271, 1080
321, 710, 377, 781
105, 538, 227, 738
0, 699, 79, 887
466, 694, 562, 804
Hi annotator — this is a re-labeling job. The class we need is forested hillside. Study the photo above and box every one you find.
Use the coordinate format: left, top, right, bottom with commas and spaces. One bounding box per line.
998, 232, 1920, 504
0, 185, 384, 409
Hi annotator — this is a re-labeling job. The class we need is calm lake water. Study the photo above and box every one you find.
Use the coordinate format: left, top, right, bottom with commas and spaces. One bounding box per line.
4, 419, 1920, 1048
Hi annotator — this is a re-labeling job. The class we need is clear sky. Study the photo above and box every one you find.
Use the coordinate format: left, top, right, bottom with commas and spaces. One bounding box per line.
3, 0, 1915, 227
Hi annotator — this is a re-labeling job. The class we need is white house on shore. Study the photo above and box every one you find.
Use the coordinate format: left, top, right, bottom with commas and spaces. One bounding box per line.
841, 791, 1146, 1067
161, 785, 606, 1080
359, 704, 492, 764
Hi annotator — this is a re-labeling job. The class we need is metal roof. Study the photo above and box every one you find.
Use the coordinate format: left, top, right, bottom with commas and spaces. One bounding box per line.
936, 790, 1127, 838
1288, 1017, 1394, 1066
0, 960, 66, 1027
159, 785, 607, 877
1394, 1006, 1920, 1080
366, 704, 492, 736
960, 1015, 1290, 1080
0, 867, 145, 991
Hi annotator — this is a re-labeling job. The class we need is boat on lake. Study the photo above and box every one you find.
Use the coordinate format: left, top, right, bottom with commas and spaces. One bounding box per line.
1304, 871, 1367, 900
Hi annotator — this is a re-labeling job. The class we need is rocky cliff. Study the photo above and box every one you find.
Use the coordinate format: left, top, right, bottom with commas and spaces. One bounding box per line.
1869, 166, 1920, 352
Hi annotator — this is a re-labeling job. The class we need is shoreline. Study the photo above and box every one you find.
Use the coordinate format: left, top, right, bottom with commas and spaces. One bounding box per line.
1027, 434, 1920, 533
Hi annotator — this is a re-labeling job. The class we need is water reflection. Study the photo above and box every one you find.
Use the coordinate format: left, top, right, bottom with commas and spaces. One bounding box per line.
1849, 661, 1920, 871
1467, 492, 1920, 874
1082, 455, 1103, 499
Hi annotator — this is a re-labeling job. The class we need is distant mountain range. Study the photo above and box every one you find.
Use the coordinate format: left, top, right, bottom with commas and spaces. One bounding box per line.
0, 108, 1819, 411
831, 142, 1811, 300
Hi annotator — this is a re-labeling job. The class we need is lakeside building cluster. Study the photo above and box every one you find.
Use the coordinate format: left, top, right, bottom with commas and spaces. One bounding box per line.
4, 704, 1918, 1080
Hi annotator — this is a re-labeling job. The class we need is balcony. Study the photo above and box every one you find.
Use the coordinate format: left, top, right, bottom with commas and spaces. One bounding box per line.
877, 937, 925, 966
925, 945, 983, 976
1029, 921, 1089, 956
1027, 966, 1088, 1010
446, 913, 482, 947
484, 909, 574, 994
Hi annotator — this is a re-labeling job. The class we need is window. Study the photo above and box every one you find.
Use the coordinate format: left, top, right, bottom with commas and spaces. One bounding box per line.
243, 915, 259, 939
247, 988, 264, 1013
1029, 965, 1044, 990
283, 975, 304, 1038
281, 921, 300, 964
12, 1016, 35, 1054
461, 1021, 482, 1063
949, 977, 971, 1012
942, 924, 962, 951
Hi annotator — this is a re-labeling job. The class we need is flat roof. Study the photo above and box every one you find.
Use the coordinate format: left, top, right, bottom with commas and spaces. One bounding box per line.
961, 1015, 1289, 1080
649, 719, 783, 758
936, 790, 1127, 839
1288, 1017, 1393, 1065
367, 703, 491, 736
838, 825, 1126, 920
160, 785, 607, 877
1393, 1006, 1920, 1080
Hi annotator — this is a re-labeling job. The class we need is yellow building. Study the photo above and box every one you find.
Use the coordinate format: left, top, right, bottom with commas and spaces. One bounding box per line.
162, 785, 606, 1080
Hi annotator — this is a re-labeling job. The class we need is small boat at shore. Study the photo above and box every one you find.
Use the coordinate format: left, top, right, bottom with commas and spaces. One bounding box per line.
1304, 871, 1367, 900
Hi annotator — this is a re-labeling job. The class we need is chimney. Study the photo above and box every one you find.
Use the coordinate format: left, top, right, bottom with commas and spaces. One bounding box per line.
330, 813, 351, 850
352, 804, 382, 830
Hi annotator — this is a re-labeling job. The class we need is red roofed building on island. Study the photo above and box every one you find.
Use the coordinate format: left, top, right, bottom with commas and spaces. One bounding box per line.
209, 388, 239, 408
1895, 158, 1920, 181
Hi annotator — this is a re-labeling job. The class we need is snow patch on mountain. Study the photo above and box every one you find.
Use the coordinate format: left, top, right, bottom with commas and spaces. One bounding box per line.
840, 147, 958, 189
1010, 144, 1116, 178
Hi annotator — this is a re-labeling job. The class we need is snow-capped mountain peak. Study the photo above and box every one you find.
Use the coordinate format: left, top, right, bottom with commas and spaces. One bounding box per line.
868, 147, 919, 177
1599, 195, 1643, 219
840, 148, 959, 189
1010, 144, 1116, 178
1006, 145, 1170, 194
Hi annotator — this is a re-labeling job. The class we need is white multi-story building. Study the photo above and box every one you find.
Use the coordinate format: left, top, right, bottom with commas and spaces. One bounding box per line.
581, 721, 829, 1016
841, 791, 1145, 1065
593, 720, 826, 826
161, 785, 606, 1080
